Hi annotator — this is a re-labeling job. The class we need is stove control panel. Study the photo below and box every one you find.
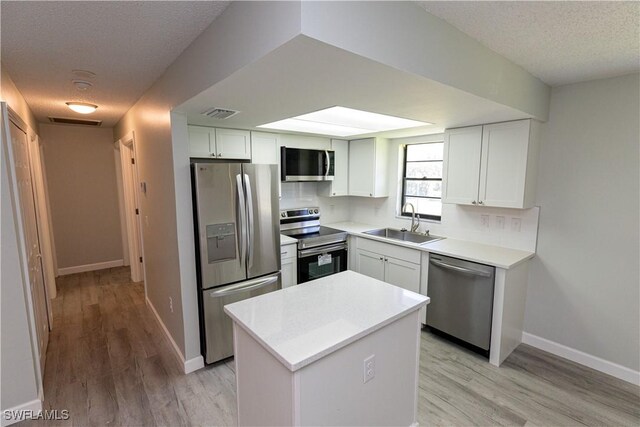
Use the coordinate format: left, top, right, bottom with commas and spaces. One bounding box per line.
279, 207, 320, 221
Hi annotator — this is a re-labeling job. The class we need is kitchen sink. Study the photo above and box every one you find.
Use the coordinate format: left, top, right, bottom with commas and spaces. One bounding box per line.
363, 228, 443, 245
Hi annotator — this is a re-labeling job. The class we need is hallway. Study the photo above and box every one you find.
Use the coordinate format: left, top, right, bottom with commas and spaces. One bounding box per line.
30, 268, 236, 426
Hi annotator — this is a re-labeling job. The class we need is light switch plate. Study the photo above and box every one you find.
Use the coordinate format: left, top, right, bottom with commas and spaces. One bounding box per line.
363, 355, 375, 383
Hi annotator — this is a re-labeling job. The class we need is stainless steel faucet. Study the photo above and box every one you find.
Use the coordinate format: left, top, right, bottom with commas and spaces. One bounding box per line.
402, 202, 420, 232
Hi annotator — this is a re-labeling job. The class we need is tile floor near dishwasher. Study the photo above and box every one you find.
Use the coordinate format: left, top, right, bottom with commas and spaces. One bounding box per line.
22, 267, 640, 426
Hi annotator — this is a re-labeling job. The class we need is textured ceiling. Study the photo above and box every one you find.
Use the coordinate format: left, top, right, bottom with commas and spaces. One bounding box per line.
1, 1, 229, 127
418, 1, 640, 86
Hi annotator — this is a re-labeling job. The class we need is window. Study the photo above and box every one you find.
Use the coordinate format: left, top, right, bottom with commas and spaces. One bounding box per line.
400, 142, 444, 221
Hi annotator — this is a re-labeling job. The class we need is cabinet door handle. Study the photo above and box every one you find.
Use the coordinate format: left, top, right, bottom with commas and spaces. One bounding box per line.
370, 193, 373, 197
471, 200, 477, 205
379, 257, 383, 261
478, 201, 484, 205
384, 258, 388, 262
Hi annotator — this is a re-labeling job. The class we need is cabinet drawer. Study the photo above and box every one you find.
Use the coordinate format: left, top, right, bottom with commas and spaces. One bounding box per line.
280, 243, 296, 260
357, 237, 421, 265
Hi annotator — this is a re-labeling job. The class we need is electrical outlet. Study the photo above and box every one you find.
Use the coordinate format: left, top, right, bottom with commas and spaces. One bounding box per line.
511, 217, 522, 232
480, 214, 490, 229
363, 355, 375, 383
169, 297, 174, 313
496, 216, 505, 229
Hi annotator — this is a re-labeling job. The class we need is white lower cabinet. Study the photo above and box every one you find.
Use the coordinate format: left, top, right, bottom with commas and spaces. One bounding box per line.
355, 238, 421, 293
280, 243, 297, 288
355, 249, 385, 282
384, 256, 421, 294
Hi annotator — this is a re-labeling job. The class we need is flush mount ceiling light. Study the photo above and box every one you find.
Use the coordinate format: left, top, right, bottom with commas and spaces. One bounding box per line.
66, 102, 98, 114
72, 79, 93, 90
257, 106, 432, 137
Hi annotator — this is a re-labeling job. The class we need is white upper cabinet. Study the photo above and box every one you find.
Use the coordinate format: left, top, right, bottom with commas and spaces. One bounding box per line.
215, 128, 251, 160
442, 119, 539, 209
188, 125, 216, 158
188, 126, 251, 160
320, 139, 349, 197
479, 120, 539, 208
250, 131, 279, 165
442, 126, 483, 205
348, 137, 388, 198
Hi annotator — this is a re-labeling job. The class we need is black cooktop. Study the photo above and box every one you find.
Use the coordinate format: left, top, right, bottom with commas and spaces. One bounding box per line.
281, 226, 344, 240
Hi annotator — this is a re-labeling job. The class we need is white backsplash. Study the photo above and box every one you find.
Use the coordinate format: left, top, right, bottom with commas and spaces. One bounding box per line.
280, 182, 351, 224
280, 182, 539, 252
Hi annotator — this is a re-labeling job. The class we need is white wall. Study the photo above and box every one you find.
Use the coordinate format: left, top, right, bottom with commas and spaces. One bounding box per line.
115, 1, 303, 364
300, 1, 550, 121
525, 73, 640, 373
344, 134, 540, 252
40, 124, 123, 271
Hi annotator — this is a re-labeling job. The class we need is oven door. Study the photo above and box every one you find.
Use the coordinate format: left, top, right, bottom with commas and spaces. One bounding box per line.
297, 243, 347, 283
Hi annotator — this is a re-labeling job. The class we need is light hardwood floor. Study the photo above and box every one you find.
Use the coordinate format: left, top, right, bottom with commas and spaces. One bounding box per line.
20, 267, 639, 426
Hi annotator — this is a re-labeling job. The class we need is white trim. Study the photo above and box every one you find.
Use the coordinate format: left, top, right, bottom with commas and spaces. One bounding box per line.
146, 297, 204, 374
522, 332, 640, 386
184, 355, 205, 374
57, 259, 123, 276
1, 398, 42, 427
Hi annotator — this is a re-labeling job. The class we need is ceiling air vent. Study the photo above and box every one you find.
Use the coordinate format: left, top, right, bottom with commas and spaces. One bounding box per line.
201, 107, 239, 120
48, 117, 102, 126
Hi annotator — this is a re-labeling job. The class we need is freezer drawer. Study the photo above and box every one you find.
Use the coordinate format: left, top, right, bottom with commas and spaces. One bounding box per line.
426, 254, 495, 351
201, 272, 281, 364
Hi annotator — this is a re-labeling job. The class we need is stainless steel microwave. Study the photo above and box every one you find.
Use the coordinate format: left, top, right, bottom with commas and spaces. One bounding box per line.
280, 147, 335, 182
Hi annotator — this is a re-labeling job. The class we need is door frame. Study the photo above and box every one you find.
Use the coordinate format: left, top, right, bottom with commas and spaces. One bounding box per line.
115, 131, 145, 284
2, 102, 45, 395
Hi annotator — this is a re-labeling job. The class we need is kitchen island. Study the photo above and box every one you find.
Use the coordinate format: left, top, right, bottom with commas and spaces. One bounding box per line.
224, 270, 429, 426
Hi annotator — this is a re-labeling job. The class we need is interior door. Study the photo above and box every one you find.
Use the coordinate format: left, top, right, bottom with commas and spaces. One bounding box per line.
242, 164, 280, 279
194, 163, 246, 289
10, 120, 49, 375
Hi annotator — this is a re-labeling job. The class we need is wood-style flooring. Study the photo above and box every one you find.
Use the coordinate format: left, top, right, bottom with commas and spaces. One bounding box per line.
20, 267, 639, 426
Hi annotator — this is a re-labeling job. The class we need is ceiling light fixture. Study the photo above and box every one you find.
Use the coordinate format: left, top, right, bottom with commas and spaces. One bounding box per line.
258, 106, 432, 137
72, 79, 93, 90
66, 102, 98, 114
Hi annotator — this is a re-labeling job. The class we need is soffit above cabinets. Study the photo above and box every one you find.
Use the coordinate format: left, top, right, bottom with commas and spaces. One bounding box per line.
179, 36, 530, 140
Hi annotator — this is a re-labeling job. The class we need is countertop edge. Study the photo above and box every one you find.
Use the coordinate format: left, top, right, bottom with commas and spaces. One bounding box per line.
224, 298, 429, 372
325, 222, 535, 270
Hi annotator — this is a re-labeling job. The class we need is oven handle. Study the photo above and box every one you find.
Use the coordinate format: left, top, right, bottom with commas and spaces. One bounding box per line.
299, 243, 348, 258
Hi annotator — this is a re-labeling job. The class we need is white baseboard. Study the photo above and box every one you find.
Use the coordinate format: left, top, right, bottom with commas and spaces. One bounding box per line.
146, 297, 204, 374
522, 332, 640, 386
58, 259, 124, 276
184, 355, 205, 374
1, 398, 42, 427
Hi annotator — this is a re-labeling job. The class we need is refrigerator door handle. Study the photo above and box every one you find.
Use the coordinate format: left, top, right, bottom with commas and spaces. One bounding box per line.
244, 173, 255, 268
236, 174, 247, 266
208, 274, 279, 298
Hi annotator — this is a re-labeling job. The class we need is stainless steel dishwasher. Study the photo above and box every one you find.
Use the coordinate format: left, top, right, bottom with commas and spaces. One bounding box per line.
426, 254, 495, 355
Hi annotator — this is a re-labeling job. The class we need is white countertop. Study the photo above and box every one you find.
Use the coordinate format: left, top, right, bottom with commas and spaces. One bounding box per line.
280, 234, 297, 245
224, 270, 429, 372
326, 221, 534, 269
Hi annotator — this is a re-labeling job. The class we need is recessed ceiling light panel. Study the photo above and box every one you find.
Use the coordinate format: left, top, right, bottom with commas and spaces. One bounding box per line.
258, 106, 431, 137
66, 102, 98, 114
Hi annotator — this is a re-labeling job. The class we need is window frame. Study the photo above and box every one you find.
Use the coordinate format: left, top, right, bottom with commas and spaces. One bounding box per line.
400, 142, 443, 222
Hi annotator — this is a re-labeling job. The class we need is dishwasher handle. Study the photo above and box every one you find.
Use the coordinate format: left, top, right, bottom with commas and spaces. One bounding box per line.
430, 258, 492, 278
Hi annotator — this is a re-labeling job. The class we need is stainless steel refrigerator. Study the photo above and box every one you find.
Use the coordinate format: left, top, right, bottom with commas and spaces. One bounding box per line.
192, 163, 281, 364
